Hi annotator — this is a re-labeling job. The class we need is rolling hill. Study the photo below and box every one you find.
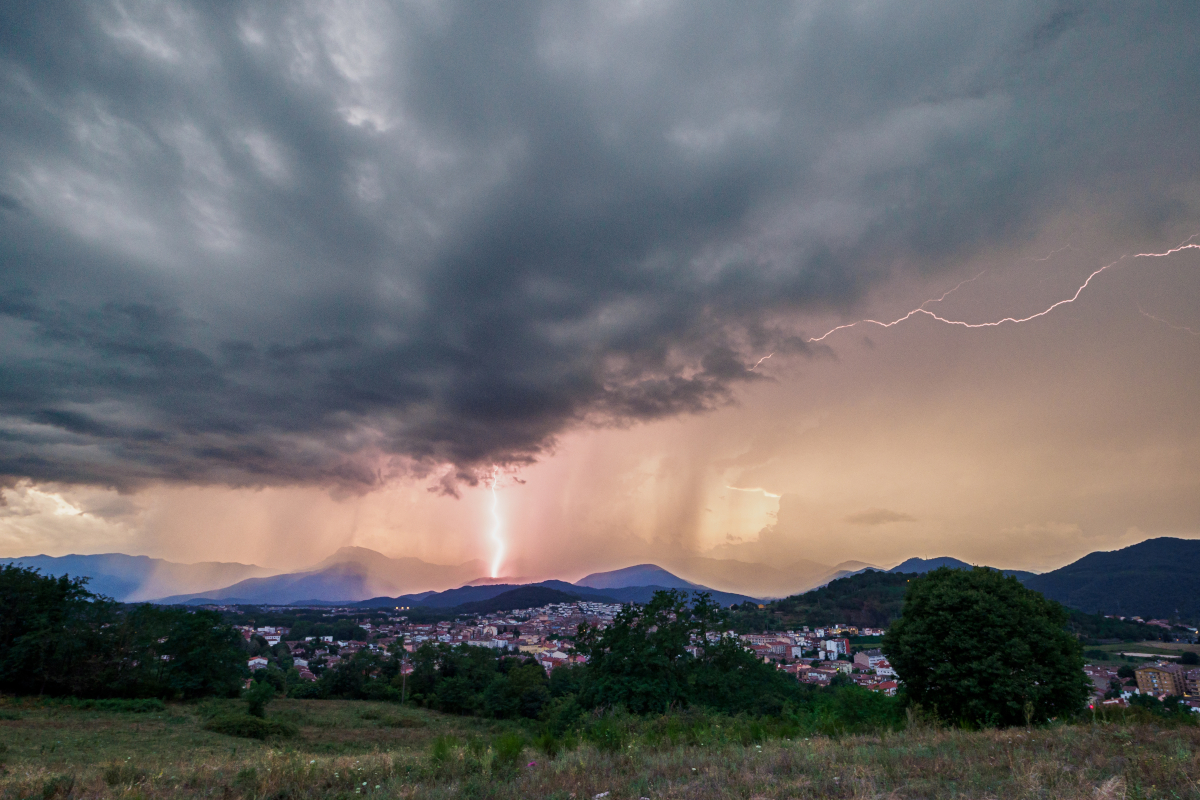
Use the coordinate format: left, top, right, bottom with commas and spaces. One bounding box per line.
888, 557, 1037, 582
155, 547, 487, 605
575, 564, 696, 590
1022, 537, 1200, 620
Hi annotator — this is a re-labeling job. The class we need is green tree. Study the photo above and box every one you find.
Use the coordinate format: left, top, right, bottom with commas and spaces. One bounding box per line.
883, 567, 1090, 727
0, 565, 120, 696
0, 566, 249, 700
120, 606, 247, 699
573, 590, 799, 715
245, 679, 275, 717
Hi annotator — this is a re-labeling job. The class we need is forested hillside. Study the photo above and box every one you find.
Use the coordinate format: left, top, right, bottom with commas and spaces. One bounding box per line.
728, 570, 911, 631
1023, 537, 1200, 621
726, 568, 1159, 641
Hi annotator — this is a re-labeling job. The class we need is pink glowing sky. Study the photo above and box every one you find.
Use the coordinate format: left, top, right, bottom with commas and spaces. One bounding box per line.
2, 3, 1199, 586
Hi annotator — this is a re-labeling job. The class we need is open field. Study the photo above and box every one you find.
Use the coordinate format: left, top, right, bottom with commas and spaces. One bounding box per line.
1, 698, 1199, 799
1082, 641, 1200, 665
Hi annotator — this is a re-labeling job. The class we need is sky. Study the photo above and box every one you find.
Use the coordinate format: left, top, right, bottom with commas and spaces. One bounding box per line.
1, 1, 1199, 584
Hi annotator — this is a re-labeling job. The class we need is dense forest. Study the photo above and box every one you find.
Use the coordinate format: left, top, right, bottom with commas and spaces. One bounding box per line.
0, 565, 246, 698
727, 570, 911, 631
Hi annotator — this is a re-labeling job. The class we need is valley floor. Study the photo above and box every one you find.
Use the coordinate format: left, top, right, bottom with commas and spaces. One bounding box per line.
1, 698, 1197, 799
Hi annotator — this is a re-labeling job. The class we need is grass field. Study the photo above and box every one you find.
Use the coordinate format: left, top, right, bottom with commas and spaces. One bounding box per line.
1082, 641, 1200, 665
1, 697, 1198, 799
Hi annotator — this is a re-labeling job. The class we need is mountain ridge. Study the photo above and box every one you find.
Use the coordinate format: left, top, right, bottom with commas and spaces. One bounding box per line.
1023, 537, 1200, 619
0, 552, 276, 602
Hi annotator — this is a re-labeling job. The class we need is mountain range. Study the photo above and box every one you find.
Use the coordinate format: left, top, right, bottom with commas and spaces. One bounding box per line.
4, 536, 1197, 620
155, 547, 486, 605
0, 552, 275, 602
887, 556, 1037, 582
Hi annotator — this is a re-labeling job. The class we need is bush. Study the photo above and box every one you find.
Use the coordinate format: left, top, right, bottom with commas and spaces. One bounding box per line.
203, 713, 296, 739
59, 698, 166, 713
533, 730, 561, 758
491, 732, 524, 776
430, 734, 459, 766
233, 767, 259, 793
39, 775, 75, 799
245, 680, 275, 718
103, 762, 147, 786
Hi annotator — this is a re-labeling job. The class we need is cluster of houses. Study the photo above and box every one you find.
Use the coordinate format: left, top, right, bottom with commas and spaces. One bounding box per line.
232, 604, 1200, 711
235, 605, 901, 692
1083, 661, 1200, 712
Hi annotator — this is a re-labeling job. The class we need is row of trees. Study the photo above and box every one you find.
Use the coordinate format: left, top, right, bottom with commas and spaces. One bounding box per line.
3, 561, 1103, 729
0, 565, 246, 699
292, 590, 889, 729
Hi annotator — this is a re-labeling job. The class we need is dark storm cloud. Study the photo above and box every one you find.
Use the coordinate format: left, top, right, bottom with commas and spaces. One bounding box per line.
0, 0, 1197, 493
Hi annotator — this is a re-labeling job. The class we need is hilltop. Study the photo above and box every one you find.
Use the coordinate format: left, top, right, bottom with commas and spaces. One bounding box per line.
729, 567, 1159, 641
1023, 537, 1200, 621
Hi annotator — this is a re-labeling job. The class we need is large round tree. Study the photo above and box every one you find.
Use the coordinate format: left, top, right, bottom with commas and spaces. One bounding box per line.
883, 567, 1089, 726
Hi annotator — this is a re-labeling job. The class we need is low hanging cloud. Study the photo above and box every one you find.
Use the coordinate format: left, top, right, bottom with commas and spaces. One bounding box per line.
844, 508, 917, 527
0, 1, 1197, 494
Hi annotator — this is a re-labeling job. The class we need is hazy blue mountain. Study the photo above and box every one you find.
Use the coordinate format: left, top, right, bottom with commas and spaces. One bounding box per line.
888, 556, 1036, 582
0, 553, 275, 602
1023, 537, 1200, 619
155, 547, 486, 605
575, 564, 697, 590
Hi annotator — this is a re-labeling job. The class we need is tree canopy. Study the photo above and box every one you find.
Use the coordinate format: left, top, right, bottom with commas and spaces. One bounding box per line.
573, 590, 801, 715
0, 564, 246, 699
883, 567, 1090, 727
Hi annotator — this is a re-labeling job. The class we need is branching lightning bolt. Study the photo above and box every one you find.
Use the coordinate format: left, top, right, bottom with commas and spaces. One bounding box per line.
807, 237, 1200, 344
1139, 304, 1200, 336
488, 468, 505, 579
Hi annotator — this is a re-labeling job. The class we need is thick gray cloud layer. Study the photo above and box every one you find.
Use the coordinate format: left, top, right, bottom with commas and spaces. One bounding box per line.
1, 0, 1197, 493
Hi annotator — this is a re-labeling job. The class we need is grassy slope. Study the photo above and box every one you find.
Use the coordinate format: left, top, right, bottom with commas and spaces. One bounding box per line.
2, 699, 1199, 799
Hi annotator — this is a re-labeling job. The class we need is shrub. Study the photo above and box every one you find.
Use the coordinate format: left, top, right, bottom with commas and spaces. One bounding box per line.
533, 730, 561, 758
39, 775, 74, 799
491, 732, 524, 776
103, 762, 147, 786
245, 680, 275, 718
233, 767, 259, 792
430, 734, 459, 766
585, 713, 632, 753
203, 713, 296, 739
51, 698, 165, 713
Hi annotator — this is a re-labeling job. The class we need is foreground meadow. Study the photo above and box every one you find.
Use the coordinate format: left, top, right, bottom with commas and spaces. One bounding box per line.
0, 697, 1197, 799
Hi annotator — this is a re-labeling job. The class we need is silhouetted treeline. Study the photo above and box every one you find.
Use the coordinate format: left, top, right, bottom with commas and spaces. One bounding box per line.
0, 565, 246, 699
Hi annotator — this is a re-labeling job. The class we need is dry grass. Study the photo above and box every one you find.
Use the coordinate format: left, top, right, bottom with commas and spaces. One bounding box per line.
1, 697, 1198, 799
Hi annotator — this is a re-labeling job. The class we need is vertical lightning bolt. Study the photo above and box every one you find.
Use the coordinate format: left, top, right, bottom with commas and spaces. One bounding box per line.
805, 238, 1200, 344
488, 469, 505, 579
